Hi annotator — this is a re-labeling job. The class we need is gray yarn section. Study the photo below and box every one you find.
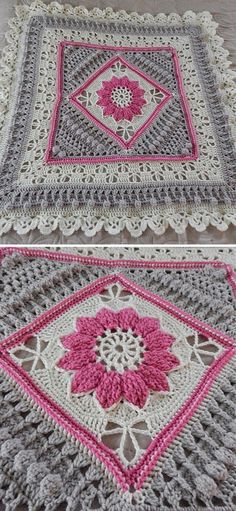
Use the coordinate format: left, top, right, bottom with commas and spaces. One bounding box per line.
0, 361, 235, 510
0, 253, 108, 340
0, 16, 236, 211
123, 266, 236, 338
0, 253, 236, 339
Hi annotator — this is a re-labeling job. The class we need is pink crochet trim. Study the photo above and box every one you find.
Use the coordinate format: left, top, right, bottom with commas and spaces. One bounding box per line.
96, 76, 146, 122
57, 308, 179, 409
45, 43, 198, 164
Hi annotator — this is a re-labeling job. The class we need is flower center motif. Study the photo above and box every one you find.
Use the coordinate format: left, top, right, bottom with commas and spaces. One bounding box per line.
96, 327, 145, 372
111, 87, 133, 108
96, 76, 146, 122
57, 308, 180, 409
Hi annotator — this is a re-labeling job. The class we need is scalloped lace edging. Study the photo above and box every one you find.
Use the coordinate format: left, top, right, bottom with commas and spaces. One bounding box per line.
1, 207, 236, 237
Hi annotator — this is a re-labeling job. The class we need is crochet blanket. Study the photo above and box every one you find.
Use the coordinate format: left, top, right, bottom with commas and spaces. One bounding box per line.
0, 248, 236, 510
0, 2, 236, 239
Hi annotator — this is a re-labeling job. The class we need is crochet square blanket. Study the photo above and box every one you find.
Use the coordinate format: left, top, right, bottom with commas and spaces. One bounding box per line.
0, 2, 236, 238
0, 248, 236, 510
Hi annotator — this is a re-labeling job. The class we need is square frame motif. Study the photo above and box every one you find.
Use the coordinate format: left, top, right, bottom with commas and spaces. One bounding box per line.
45, 42, 198, 163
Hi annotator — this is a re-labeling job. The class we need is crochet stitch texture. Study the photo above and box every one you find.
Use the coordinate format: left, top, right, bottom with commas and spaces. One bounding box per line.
58, 308, 179, 408
96, 76, 147, 122
0, 3, 236, 237
0, 248, 236, 510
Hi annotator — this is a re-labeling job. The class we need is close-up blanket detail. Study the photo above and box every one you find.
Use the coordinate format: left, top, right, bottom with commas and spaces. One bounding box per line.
0, 248, 236, 510
0, 2, 236, 238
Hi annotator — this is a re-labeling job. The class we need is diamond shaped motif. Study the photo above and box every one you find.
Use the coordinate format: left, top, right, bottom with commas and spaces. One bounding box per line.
0, 273, 234, 490
69, 56, 172, 148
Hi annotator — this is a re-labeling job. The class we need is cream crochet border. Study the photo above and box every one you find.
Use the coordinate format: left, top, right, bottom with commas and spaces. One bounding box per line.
0, 1, 236, 238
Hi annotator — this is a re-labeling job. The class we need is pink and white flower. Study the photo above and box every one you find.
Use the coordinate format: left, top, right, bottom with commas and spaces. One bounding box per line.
96, 76, 146, 122
57, 308, 180, 409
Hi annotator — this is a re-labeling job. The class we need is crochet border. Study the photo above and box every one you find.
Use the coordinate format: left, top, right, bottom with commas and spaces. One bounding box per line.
0, 3, 235, 236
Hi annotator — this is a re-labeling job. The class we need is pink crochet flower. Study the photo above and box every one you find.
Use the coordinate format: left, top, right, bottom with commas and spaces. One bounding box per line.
96, 76, 146, 122
57, 308, 179, 409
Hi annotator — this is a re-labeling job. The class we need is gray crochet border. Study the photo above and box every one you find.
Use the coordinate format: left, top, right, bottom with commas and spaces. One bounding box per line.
0, 15, 236, 211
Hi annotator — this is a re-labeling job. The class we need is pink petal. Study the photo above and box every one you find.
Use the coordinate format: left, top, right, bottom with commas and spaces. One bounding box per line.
143, 331, 174, 351
121, 371, 148, 408
101, 80, 114, 91
97, 96, 110, 105
97, 90, 109, 99
76, 317, 103, 337
57, 349, 96, 371
130, 105, 142, 115
103, 104, 116, 116
121, 77, 130, 87
110, 76, 119, 87
136, 88, 145, 96
123, 109, 133, 121
135, 98, 146, 107
96, 371, 122, 408
134, 318, 160, 337
97, 98, 106, 107
122, 107, 130, 116
113, 108, 124, 121
130, 81, 139, 90
144, 351, 179, 372
71, 363, 104, 394
139, 364, 169, 392
118, 308, 139, 331
95, 308, 119, 330
61, 332, 95, 350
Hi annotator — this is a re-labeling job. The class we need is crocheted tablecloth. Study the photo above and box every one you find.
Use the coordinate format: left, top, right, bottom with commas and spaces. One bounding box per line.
0, 247, 236, 510
0, 2, 236, 240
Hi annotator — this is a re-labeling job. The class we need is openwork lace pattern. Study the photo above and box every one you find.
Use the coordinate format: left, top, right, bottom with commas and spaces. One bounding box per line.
0, 2, 236, 237
0, 248, 236, 510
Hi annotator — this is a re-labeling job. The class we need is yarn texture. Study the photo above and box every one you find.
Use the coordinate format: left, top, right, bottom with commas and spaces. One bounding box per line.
0, 3, 236, 237
0, 248, 236, 510
58, 307, 179, 408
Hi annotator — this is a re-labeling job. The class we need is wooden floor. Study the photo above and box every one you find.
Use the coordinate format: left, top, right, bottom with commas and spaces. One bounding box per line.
0, 0, 235, 244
